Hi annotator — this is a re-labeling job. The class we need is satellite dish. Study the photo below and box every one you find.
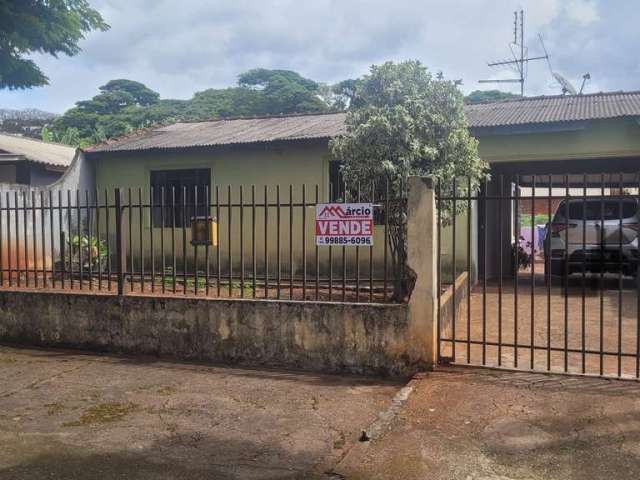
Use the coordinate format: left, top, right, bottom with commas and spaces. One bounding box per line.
553, 72, 578, 95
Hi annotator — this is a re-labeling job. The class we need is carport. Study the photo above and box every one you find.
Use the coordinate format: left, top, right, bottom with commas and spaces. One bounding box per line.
439, 91, 640, 379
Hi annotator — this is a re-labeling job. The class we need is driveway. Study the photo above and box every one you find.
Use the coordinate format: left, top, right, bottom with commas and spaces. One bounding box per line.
336, 367, 640, 479
0, 346, 400, 480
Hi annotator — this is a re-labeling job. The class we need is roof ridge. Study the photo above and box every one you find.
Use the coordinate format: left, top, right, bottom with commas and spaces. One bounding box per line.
467, 90, 640, 106
173, 110, 347, 125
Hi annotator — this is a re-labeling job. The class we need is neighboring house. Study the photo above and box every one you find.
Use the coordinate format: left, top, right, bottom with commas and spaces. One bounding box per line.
0, 134, 75, 186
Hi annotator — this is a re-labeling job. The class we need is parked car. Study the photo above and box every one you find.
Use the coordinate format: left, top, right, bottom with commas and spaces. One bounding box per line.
544, 197, 640, 279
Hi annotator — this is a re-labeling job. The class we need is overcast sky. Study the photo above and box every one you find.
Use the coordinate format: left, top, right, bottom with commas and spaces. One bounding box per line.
1, 0, 638, 113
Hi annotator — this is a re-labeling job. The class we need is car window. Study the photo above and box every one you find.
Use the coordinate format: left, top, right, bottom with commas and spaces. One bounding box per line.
554, 199, 638, 221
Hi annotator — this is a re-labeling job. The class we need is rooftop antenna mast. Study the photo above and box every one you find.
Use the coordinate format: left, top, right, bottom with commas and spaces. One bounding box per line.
479, 10, 548, 96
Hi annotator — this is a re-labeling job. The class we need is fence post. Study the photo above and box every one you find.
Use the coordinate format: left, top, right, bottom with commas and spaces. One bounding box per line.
407, 176, 438, 367
115, 188, 126, 295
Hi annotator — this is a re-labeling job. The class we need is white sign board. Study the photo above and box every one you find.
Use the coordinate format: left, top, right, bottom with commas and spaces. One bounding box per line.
315, 203, 374, 246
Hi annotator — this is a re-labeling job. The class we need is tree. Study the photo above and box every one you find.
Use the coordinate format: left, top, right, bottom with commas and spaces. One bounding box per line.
238, 68, 327, 114
0, 0, 109, 89
465, 90, 521, 104
330, 61, 487, 300
100, 79, 160, 106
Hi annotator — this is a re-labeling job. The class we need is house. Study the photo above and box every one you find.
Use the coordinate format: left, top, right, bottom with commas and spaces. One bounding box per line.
0, 133, 75, 186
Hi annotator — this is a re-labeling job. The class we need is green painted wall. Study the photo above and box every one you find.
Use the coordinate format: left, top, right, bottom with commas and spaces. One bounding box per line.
92, 142, 390, 283
477, 118, 640, 163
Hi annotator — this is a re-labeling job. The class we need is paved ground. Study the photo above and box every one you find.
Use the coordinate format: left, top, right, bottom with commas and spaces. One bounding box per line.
0, 346, 400, 480
441, 268, 640, 378
336, 366, 640, 480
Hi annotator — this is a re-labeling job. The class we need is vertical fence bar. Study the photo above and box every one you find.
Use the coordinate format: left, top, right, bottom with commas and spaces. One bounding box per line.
302, 184, 307, 300
315, 184, 320, 301
41, 192, 46, 287
240, 185, 244, 298
66, 190, 71, 290
289, 184, 294, 300
276, 185, 281, 299
115, 188, 125, 296
451, 178, 457, 362
530, 176, 536, 369
497, 175, 503, 366
95, 189, 101, 291
216, 186, 221, 296
369, 181, 374, 303
171, 187, 176, 294
0, 194, 3, 287
547, 174, 552, 371
194, 186, 199, 296
514, 175, 519, 368
599, 174, 605, 376
563, 175, 569, 373
23, 191, 28, 288
205, 185, 211, 296
6, 192, 11, 287
31, 191, 37, 288
618, 173, 624, 377
160, 187, 166, 294
58, 191, 63, 289
227, 185, 232, 297
150, 187, 155, 293
329, 183, 334, 301
263, 185, 268, 298
86, 190, 92, 291
139, 188, 144, 293
355, 183, 361, 302
182, 186, 187, 295
105, 189, 111, 291
342, 181, 347, 303
128, 188, 133, 291
482, 177, 488, 365
469, 176, 474, 364
383, 180, 389, 302
251, 185, 256, 299
581, 173, 587, 374
76, 190, 83, 290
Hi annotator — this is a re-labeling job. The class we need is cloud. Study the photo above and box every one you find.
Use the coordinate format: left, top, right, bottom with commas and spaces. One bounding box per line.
0, 0, 636, 113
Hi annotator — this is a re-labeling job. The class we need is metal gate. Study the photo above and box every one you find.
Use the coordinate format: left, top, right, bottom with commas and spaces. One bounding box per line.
436, 173, 640, 379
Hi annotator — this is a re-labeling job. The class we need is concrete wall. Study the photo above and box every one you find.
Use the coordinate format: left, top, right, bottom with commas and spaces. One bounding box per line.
0, 290, 423, 376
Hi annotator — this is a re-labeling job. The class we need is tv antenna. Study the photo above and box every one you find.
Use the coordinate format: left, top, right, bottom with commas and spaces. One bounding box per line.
539, 35, 591, 95
478, 10, 548, 96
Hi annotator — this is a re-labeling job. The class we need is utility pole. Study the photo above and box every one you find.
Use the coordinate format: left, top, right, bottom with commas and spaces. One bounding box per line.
479, 10, 548, 96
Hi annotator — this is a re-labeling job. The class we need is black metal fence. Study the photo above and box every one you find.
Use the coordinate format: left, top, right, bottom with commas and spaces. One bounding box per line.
0, 183, 405, 304
437, 173, 640, 380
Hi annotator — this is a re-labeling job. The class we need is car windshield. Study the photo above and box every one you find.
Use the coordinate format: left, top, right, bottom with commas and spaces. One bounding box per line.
554, 199, 638, 221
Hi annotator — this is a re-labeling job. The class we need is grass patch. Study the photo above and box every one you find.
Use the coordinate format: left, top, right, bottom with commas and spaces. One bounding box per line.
45, 403, 66, 416
64, 402, 138, 427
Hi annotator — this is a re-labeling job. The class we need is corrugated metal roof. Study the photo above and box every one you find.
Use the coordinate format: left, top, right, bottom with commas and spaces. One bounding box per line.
465, 91, 640, 128
0, 133, 75, 167
89, 112, 348, 153
87, 91, 640, 154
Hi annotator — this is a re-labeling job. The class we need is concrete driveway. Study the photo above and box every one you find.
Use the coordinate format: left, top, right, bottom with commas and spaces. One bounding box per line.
0, 346, 400, 480
336, 367, 640, 479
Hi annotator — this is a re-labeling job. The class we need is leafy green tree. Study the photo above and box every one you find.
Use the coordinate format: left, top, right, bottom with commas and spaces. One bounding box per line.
465, 90, 521, 104
239, 68, 327, 114
100, 79, 160, 106
0, 0, 109, 89
330, 61, 487, 300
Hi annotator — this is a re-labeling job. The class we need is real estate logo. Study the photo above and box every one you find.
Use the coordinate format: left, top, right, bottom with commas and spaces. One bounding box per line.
315, 203, 374, 246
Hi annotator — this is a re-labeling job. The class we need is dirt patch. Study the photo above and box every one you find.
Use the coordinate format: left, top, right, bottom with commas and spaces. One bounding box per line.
63, 403, 139, 427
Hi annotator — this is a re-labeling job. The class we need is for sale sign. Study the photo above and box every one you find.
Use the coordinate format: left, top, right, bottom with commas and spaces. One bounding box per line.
315, 203, 374, 246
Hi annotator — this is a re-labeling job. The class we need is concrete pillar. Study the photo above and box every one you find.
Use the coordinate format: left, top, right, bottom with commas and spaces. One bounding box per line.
407, 176, 438, 367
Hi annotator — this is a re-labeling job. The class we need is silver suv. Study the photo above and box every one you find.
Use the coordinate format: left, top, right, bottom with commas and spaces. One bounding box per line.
544, 198, 640, 278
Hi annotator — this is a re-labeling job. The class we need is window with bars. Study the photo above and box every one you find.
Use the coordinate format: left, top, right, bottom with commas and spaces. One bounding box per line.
150, 168, 211, 227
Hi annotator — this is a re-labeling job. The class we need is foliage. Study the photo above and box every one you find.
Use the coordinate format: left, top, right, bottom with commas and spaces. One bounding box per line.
330, 60, 487, 300
47, 68, 332, 147
465, 90, 521, 104
0, 0, 109, 90
70, 234, 108, 271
